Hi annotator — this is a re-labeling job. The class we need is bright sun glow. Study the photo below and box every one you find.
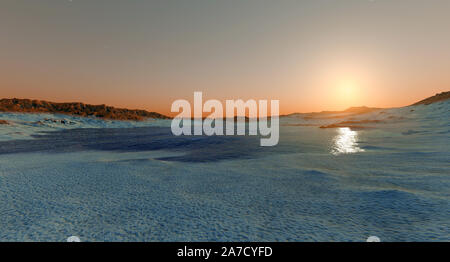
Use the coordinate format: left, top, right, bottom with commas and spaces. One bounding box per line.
336, 78, 360, 107
340, 80, 357, 98
318, 58, 372, 110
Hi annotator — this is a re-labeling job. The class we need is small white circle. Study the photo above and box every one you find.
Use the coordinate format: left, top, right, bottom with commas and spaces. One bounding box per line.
67, 236, 81, 242
366, 236, 381, 242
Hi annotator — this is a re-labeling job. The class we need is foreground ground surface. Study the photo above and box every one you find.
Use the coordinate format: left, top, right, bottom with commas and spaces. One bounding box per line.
0, 102, 448, 241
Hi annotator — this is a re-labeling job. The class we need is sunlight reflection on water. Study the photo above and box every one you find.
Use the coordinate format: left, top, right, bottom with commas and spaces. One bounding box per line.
331, 127, 365, 155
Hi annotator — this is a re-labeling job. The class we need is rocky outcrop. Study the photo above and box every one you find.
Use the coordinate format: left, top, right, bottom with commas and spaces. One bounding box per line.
0, 98, 170, 121
0, 120, 9, 125
412, 91, 450, 106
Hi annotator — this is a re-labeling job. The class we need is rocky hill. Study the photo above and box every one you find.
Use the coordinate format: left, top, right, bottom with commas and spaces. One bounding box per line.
0, 98, 170, 121
411, 91, 450, 106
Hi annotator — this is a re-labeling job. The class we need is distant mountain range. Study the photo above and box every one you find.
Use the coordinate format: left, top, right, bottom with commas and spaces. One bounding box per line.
284, 91, 450, 117
0, 98, 171, 121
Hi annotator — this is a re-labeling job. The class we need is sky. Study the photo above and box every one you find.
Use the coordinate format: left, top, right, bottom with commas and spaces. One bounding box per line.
1, 0, 449, 116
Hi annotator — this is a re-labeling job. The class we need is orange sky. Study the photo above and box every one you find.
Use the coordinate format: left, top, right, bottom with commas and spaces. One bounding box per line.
1, 1, 449, 116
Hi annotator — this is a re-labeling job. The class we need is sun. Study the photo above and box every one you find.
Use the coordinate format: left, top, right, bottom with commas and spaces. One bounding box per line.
340, 80, 357, 98
317, 58, 374, 110
336, 78, 360, 107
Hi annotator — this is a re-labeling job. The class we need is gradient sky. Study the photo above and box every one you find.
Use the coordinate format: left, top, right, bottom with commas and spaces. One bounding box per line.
1, 0, 449, 115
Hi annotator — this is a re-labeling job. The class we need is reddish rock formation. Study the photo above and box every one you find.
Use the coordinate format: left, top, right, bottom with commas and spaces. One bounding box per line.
0, 98, 170, 121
